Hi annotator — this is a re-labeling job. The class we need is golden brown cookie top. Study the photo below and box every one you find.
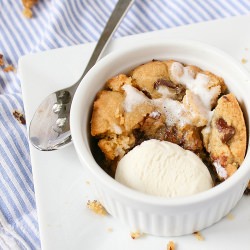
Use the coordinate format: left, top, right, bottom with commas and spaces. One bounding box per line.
130, 60, 170, 98
90, 60, 246, 185
204, 93, 247, 179
91, 90, 125, 136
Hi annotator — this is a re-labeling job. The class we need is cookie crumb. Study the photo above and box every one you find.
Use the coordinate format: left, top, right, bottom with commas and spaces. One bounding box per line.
23, 8, 33, 18
87, 200, 107, 216
226, 213, 234, 220
193, 231, 204, 241
130, 231, 141, 239
3, 65, 15, 72
0, 54, 4, 66
85, 181, 90, 185
22, 0, 38, 18
241, 58, 247, 64
13, 110, 26, 125
167, 240, 175, 250
107, 227, 113, 232
22, 0, 38, 8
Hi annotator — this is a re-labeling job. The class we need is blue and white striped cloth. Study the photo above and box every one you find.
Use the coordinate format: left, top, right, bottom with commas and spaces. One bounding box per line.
1, 1, 250, 249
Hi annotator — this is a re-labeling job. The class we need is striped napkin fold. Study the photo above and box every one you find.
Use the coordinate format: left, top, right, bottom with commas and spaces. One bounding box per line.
1, 0, 250, 249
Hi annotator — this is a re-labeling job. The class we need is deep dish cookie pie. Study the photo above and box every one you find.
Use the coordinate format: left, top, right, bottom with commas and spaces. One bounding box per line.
90, 59, 247, 189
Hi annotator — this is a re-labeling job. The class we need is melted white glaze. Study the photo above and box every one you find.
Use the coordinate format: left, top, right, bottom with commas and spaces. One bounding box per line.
122, 84, 149, 112
213, 161, 228, 179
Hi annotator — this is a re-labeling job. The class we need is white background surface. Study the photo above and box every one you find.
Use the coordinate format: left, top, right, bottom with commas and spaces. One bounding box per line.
19, 15, 250, 250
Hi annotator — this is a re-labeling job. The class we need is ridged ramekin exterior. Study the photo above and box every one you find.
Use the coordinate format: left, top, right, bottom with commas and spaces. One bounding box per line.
92, 177, 248, 236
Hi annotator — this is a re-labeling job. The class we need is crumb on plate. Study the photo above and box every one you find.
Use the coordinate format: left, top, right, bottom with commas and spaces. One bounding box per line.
167, 240, 175, 250
241, 58, 247, 64
130, 231, 142, 239
226, 213, 234, 220
13, 110, 26, 125
193, 231, 204, 241
107, 227, 113, 232
87, 200, 107, 216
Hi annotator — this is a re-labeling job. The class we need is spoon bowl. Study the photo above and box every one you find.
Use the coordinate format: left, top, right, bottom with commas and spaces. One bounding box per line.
29, 86, 76, 150
29, 0, 134, 151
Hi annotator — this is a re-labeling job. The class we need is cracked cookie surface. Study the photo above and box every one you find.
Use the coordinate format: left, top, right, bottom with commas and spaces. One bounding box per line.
90, 60, 247, 183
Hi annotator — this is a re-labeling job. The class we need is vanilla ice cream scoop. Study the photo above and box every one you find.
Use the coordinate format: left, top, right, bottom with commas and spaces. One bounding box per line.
115, 139, 213, 198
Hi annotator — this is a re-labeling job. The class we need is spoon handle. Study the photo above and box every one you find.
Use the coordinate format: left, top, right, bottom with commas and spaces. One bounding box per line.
79, 0, 135, 82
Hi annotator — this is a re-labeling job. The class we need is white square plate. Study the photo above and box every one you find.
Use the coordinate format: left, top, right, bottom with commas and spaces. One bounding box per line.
19, 15, 250, 250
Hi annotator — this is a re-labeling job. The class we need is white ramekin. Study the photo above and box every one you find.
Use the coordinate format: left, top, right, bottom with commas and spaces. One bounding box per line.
71, 39, 250, 236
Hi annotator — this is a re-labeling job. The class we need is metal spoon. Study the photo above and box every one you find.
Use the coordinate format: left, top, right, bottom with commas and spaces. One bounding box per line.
29, 0, 134, 151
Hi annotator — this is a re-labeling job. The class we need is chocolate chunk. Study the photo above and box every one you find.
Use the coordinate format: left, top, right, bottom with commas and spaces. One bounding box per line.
222, 95, 230, 101
154, 78, 176, 89
165, 126, 179, 144
141, 90, 152, 99
13, 110, 26, 125
244, 187, 250, 195
154, 78, 186, 101
175, 85, 186, 101
216, 118, 235, 143
133, 129, 148, 147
